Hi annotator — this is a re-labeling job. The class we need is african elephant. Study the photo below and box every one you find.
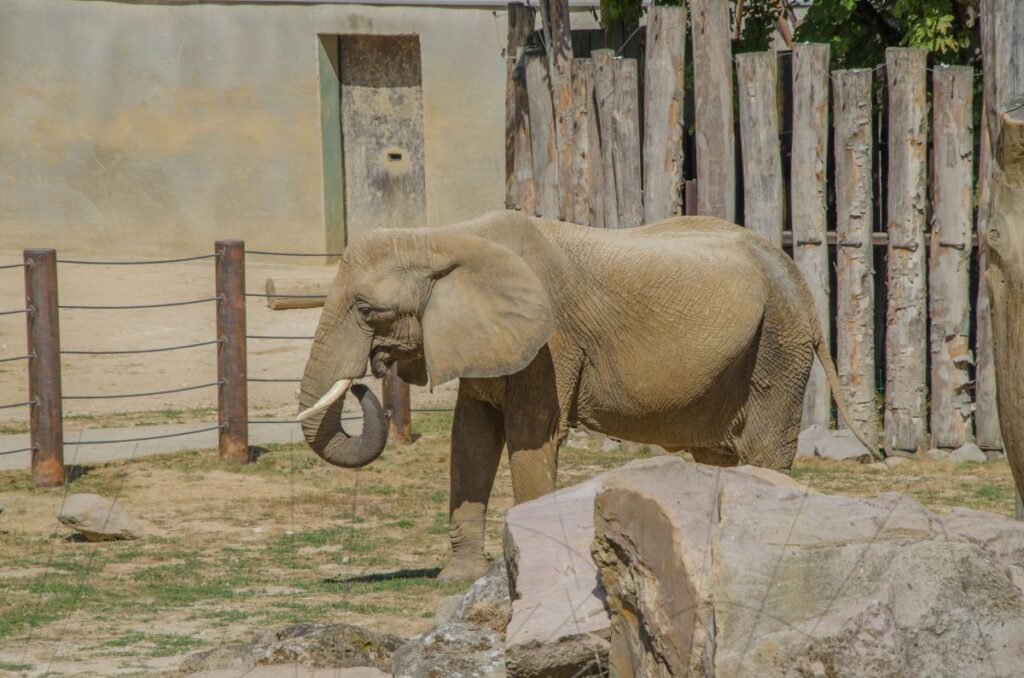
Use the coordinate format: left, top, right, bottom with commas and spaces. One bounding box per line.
297, 210, 872, 581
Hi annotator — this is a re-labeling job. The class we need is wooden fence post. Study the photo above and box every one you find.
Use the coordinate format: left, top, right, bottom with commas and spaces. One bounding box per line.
833, 70, 878, 446
614, 58, 643, 228
505, 2, 535, 211
593, 49, 619, 228
691, 0, 736, 221
525, 51, 560, 219
540, 0, 573, 220
643, 5, 688, 223
736, 51, 783, 245
884, 47, 928, 454
791, 43, 831, 430
383, 363, 412, 445
513, 46, 538, 216
216, 240, 249, 463
685, 180, 698, 216
929, 65, 975, 449
571, 59, 600, 226
24, 248, 64, 488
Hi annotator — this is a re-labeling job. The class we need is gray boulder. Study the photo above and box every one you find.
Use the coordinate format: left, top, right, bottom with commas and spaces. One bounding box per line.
182, 665, 388, 678
925, 447, 952, 460
592, 456, 1024, 677
57, 493, 143, 541
797, 424, 829, 458
814, 428, 873, 461
951, 442, 987, 463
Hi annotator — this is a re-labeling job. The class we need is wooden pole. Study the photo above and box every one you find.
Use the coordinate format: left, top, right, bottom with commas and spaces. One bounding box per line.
505, 2, 535, 210
571, 59, 599, 226
883, 47, 928, 454
614, 58, 643, 228
264, 277, 329, 310
643, 5, 688, 223
685, 180, 698, 216
791, 43, 831, 430
525, 51, 560, 219
691, 0, 735, 221
24, 248, 64, 488
540, 0, 573, 220
833, 69, 878, 447
383, 363, 412, 445
929, 65, 975, 449
593, 49, 619, 229
216, 240, 249, 463
513, 46, 538, 216
735, 51, 783, 245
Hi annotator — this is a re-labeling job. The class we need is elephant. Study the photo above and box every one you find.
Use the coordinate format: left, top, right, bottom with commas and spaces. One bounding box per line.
297, 210, 874, 582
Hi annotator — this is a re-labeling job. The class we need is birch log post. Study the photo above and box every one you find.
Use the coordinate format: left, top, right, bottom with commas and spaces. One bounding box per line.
833, 70, 878, 446
883, 47, 928, 454
791, 43, 831, 429
691, 0, 735, 221
735, 51, 783, 245
614, 58, 643, 228
929, 66, 975, 449
643, 5, 687, 222
986, 102, 1024, 520
593, 49, 619, 229
505, 2, 535, 210
540, 0, 573, 219
512, 46, 537, 215
525, 51, 559, 219
571, 59, 596, 226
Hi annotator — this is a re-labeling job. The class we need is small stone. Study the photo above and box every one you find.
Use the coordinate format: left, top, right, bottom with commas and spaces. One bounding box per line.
601, 437, 622, 453
814, 429, 873, 461
925, 448, 952, 461
563, 428, 590, 450
57, 494, 143, 541
797, 424, 830, 458
951, 442, 987, 464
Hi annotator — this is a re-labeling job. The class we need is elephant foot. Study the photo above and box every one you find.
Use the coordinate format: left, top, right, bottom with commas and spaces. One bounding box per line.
437, 555, 490, 583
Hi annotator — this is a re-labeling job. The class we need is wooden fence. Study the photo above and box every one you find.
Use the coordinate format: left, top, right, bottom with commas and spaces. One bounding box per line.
505, 1, 1002, 454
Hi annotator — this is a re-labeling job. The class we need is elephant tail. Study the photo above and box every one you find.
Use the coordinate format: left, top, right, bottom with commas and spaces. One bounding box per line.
813, 334, 883, 460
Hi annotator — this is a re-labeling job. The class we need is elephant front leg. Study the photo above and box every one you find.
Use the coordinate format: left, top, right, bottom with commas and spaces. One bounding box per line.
439, 388, 504, 583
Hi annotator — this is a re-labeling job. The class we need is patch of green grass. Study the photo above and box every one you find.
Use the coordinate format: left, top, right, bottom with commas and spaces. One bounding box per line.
0, 662, 33, 672
427, 489, 446, 503
147, 632, 206, 657
428, 512, 449, 535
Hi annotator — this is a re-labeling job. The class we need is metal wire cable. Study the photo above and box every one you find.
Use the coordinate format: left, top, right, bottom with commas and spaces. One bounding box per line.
56, 254, 217, 265
0, 446, 35, 456
244, 250, 341, 257
63, 381, 223, 400
0, 353, 33, 363
247, 335, 314, 340
249, 416, 362, 424
0, 308, 29, 316
249, 378, 301, 383
61, 339, 221, 356
60, 296, 220, 310
65, 424, 224, 446
0, 262, 27, 270
246, 293, 325, 299
0, 400, 33, 410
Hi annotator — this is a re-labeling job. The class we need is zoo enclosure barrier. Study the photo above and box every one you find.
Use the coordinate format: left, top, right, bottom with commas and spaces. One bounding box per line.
0, 242, 433, 488
507, 0, 1004, 456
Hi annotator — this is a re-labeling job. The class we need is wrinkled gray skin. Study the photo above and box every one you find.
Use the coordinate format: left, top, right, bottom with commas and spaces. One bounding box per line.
300, 210, 869, 581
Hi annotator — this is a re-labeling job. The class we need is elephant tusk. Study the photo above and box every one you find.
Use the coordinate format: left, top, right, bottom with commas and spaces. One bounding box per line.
297, 379, 352, 422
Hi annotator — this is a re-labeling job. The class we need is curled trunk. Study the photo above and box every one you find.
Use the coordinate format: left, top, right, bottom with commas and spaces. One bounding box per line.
299, 383, 387, 468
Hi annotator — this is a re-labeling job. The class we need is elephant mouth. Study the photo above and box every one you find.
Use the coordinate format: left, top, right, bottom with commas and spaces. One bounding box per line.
370, 345, 421, 378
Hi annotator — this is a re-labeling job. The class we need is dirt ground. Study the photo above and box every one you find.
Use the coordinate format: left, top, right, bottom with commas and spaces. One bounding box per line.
0, 251, 457, 433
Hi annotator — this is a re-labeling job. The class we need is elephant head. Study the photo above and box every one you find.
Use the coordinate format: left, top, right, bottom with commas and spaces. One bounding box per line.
297, 224, 555, 468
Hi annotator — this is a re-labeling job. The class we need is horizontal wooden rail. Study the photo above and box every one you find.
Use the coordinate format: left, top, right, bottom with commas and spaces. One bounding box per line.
781, 231, 980, 249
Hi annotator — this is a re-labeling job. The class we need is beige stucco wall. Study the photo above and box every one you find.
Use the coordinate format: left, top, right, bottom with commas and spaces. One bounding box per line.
0, 0, 588, 256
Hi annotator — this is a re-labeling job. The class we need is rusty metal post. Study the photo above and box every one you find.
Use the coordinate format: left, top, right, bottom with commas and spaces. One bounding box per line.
215, 240, 249, 463
685, 180, 698, 216
383, 363, 412, 445
24, 249, 64, 488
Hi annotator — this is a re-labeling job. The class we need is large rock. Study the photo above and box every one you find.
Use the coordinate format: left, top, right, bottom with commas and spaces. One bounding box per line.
592, 456, 1024, 677
183, 666, 388, 678
796, 424, 829, 458
503, 476, 610, 677
57, 493, 143, 541
950, 442, 987, 463
391, 558, 510, 677
813, 428, 873, 461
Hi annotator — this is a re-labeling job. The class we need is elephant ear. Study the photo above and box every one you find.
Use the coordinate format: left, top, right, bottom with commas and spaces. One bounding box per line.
422, 233, 554, 387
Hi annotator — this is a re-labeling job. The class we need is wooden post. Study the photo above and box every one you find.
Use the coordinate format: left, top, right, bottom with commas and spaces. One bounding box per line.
883, 47, 928, 454
216, 240, 249, 463
24, 249, 64, 488
643, 5, 688, 223
791, 43, 831, 430
614, 58, 643, 228
929, 65, 975, 449
383, 363, 412, 445
513, 46, 537, 216
735, 51, 783, 245
833, 70, 878, 447
505, 2, 535, 210
525, 51, 560, 219
540, 0, 573, 220
685, 180, 698, 216
571, 59, 601, 226
593, 49, 619, 229
691, 0, 736, 221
